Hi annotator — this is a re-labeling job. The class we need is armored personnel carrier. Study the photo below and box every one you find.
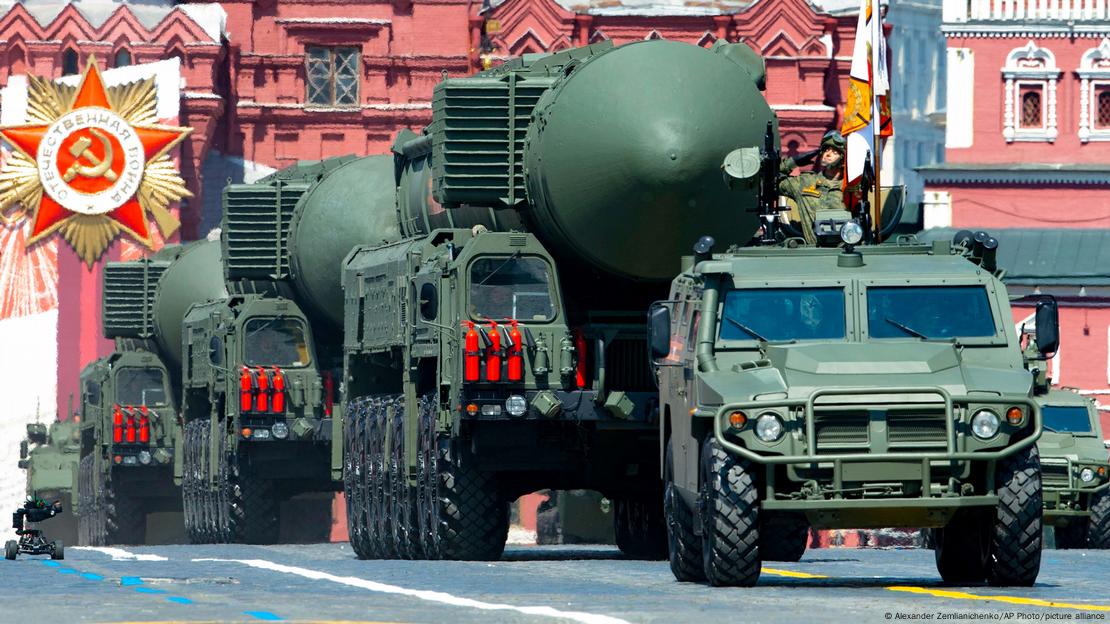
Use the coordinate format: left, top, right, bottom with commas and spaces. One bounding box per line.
1036, 388, 1109, 549
650, 230, 1053, 587
18, 421, 79, 545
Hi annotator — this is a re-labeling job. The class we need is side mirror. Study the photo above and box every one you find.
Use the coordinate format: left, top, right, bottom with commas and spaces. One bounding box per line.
648, 304, 672, 362
19, 440, 28, 460
17, 460, 28, 470
1035, 298, 1059, 356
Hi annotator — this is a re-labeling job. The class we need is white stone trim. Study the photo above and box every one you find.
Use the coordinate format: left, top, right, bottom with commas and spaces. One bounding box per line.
922, 190, 951, 229
1002, 41, 1059, 143
946, 0, 1110, 22
946, 48, 975, 148
1078, 38, 1110, 142
919, 166, 1110, 184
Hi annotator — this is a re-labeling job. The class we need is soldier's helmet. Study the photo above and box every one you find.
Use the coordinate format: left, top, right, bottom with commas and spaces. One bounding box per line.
820, 130, 846, 154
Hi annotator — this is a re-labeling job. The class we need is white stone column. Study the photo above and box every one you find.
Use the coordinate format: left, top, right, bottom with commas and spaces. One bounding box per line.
1080, 77, 1091, 142
923, 191, 952, 229
1003, 78, 1016, 142
1048, 76, 1058, 141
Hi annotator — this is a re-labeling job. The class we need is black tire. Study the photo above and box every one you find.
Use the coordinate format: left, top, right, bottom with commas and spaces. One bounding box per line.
214, 420, 236, 543
106, 476, 146, 545
987, 446, 1042, 587
664, 439, 703, 582
416, 395, 442, 559
77, 454, 95, 546
933, 509, 989, 584
358, 400, 382, 558
430, 430, 507, 561
1088, 491, 1110, 549
389, 397, 421, 559
614, 496, 667, 560
183, 420, 213, 544
699, 437, 761, 587
371, 398, 396, 558
759, 512, 810, 562
229, 457, 280, 544
5, 540, 17, 560
345, 397, 370, 558
51, 540, 64, 560
1054, 520, 1089, 550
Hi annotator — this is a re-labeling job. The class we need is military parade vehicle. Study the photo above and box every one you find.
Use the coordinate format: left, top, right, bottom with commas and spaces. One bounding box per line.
1035, 388, 1110, 549
18, 420, 79, 545
650, 226, 1053, 586
176, 157, 378, 543
333, 37, 777, 561
79, 240, 226, 544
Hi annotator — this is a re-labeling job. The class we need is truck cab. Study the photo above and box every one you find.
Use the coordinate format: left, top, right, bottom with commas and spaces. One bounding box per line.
651, 233, 1053, 587
1036, 388, 1110, 548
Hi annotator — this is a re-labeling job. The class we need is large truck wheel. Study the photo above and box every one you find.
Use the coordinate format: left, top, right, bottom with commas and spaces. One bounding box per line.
416, 396, 442, 558
389, 397, 421, 559
424, 425, 507, 561
229, 456, 279, 544
613, 496, 667, 560
77, 454, 95, 546
664, 439, 703, 582
987, 446, 1042, 587
1088, 491, 1110, 549
1054, 520, 1089, 550
370, 398, 396, 558
214, 420, 236, 543
344, 397, 370, 558
106, 477, 146, 545
932, 509, 988, 583
699, 437, 761, 587
182, 420, 207, 543
759, 512, 810, 562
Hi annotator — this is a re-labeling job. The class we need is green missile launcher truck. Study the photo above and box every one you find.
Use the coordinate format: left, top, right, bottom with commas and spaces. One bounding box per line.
1035, 388, 1110, 549
80, 240, 226, 545
178, 157, 377, 544
19, 420, 80, 545
650, 229, 1054, 587
338, 38, 777, 560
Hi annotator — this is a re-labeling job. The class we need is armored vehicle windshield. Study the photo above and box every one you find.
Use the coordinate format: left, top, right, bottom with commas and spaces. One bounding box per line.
1042, 404, 1096, 434
468, 255, 556, 322
720, 287, 845, 342
243, 318, 310, 367
115, 367, 168, 406
867, 285, 995, 339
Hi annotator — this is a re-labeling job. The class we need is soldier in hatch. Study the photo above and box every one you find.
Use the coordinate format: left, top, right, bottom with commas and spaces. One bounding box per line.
778, 130, 846, 245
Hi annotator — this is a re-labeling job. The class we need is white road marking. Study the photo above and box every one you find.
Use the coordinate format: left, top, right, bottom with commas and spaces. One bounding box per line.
194, 557, 631, 624
73, 546, 169, 561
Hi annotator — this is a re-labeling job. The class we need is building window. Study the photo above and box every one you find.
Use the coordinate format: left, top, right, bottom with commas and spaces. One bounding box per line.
1020, 86, 1043, 128
114, 49, 132, 68
62, 49, 79, 76
306, 46, 359, 107
1079, 39, 1110, 142
1001, 41, 1059, 142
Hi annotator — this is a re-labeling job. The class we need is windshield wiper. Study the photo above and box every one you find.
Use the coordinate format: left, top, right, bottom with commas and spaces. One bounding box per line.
884, 317, 930, 340
723, 316, 769, 342
1042, 425, 1058, 433
476, 251, 522, 286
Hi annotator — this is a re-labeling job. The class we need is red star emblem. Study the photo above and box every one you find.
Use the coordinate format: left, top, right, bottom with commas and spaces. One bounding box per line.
0, 60, 190, 245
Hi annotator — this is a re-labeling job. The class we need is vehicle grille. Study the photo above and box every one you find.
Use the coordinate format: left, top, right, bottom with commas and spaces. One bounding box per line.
605, 337, 654, 392
888, 410, 948, 446
1041, 461, 1070, 488
814, 410, 869, 453
813, 404, 948, 455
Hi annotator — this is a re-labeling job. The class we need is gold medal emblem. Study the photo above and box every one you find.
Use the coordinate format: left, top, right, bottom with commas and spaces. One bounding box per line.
0, 55, 192, 265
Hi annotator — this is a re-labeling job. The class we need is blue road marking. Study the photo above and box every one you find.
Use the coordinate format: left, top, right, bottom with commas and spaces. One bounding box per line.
120, 576, 143, 586
40, 560, 61, 567
80, 572, 103, 581
244, 611, 283, 621
57, 568, 77, 574
134, 587, 167, 594
166, 596, 193, 605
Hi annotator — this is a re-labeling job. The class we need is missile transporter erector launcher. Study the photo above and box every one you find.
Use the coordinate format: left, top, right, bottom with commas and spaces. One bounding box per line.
339, 38, 778, 560
178, 156, 392, 543
78, 240, 225, 545
650, 233, 1056, 587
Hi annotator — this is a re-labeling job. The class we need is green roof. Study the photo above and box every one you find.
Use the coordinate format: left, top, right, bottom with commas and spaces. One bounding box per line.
917, 228, 1110, 285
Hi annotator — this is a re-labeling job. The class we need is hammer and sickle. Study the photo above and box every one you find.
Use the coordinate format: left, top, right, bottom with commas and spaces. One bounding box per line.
62, 128, 118, 183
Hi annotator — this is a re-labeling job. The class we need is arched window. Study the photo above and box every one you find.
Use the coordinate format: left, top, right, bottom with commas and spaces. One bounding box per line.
1020, 89, 1043, 128
1079, 38, 1110, 140
1098, 90, 1110, 129
114, 49, 132, 68
62, 49, 79, 76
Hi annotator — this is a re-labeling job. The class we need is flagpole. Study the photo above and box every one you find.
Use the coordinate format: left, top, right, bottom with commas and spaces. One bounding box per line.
871, 3, 883, 245
873, 117, 882, 244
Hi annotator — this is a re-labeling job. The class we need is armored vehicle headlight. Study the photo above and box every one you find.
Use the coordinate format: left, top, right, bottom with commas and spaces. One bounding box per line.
728, 411, 747, 429
1006, 406, 1023, 425
506, 395, 527, 417
971, 410, 1000, 439
271, 422, 289, 440
755, 413, 784, 443
138, 450, 152, 465
1080, 468, 1096, 483
840, 221, 864, 246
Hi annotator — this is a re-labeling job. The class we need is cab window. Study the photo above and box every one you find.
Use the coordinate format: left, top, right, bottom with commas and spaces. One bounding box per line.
719, 288, 846, 341
84, 380, 101, 406
244, 318, 311, 367
115, 368, 167, 406
867, 286, 995, 339
469, 255, 555, 322
1042, 405, 1094, 434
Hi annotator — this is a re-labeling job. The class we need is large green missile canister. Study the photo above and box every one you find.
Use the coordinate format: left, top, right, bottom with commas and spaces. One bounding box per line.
152, 239, 225, 366
222, 155, 396, 330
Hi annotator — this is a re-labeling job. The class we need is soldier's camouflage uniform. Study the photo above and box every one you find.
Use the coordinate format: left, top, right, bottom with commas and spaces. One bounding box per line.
777, 158, 844, 245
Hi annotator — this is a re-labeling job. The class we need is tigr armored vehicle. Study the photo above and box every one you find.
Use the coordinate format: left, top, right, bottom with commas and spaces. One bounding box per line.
18, 421, 79, 545
82, 240, 226, 544
1036, 388, 1110, 549
336, 38, 776, 560
650, 232, 1054, 587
